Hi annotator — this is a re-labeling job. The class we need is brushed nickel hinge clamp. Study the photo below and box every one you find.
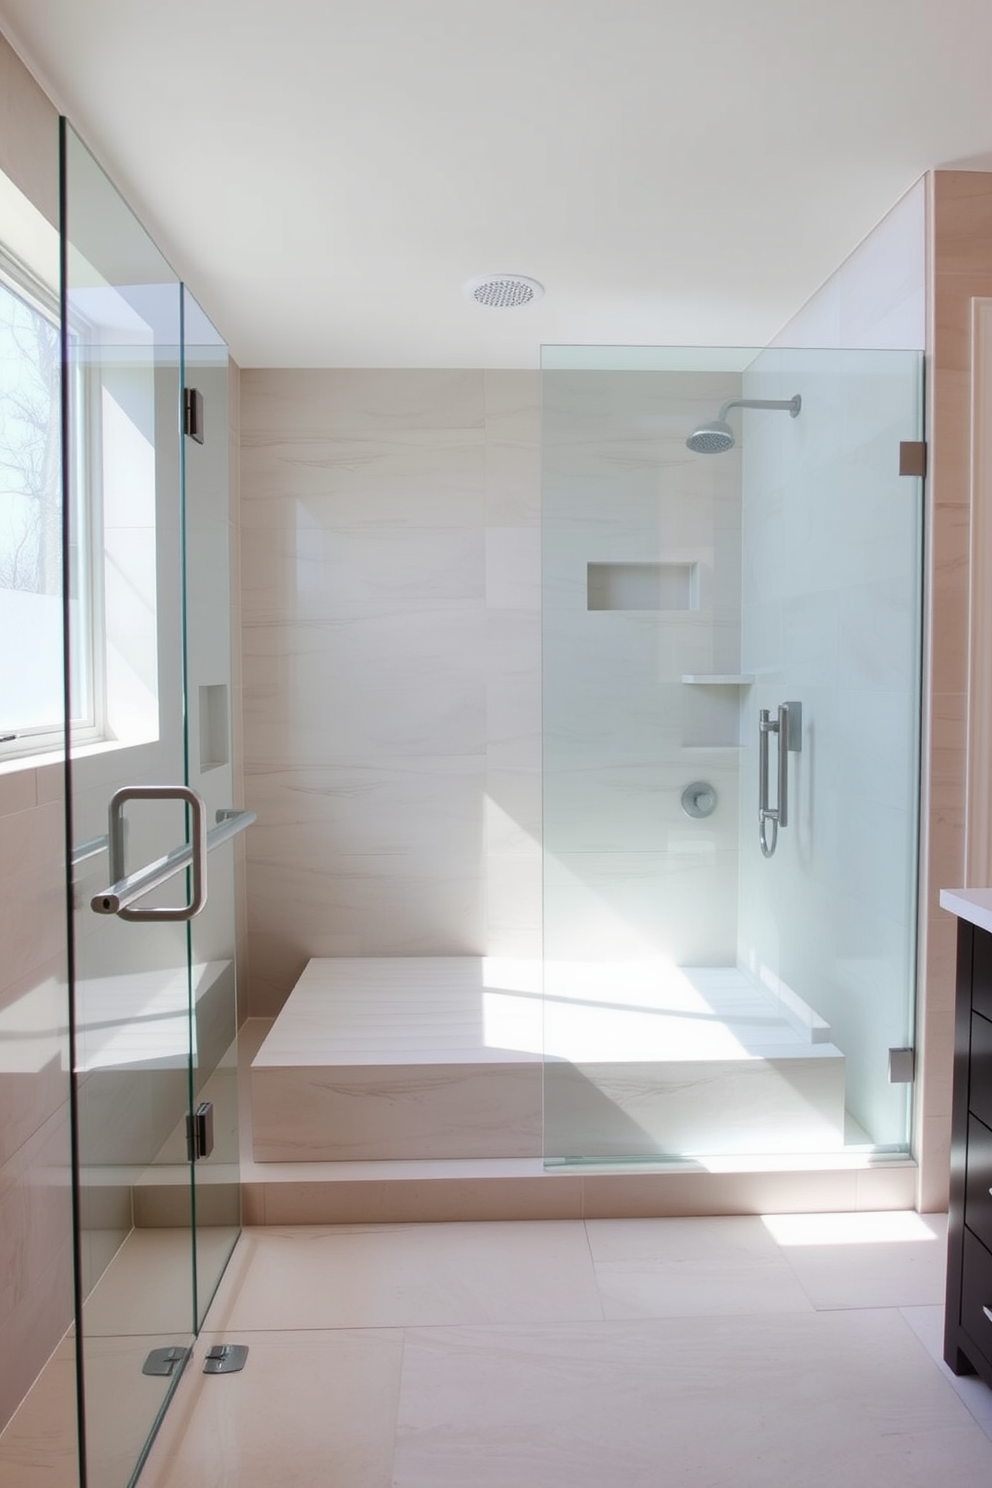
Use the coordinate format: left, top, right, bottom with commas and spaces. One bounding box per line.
899, 441, 927, 477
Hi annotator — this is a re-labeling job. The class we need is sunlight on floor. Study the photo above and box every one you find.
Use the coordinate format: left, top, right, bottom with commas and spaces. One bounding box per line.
762, 1210, 941, 1246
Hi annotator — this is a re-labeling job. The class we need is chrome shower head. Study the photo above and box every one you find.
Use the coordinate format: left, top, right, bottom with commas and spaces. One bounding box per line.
686, 419, 735, 455
686, 394, 802, 454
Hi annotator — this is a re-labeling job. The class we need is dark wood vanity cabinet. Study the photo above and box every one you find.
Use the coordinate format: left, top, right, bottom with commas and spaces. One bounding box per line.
945, 918, 992, 1384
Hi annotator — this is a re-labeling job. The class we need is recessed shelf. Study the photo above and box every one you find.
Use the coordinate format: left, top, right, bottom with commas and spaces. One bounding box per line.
199, 684, 230, 772
588, 562, 698, 611
681, 674, 754, 685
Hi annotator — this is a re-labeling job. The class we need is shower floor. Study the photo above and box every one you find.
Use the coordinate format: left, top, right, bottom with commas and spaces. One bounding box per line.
251, 958, 846, 1162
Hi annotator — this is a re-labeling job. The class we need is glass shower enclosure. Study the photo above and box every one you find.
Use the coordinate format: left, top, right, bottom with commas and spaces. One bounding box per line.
62, 123, 244, 1486
541, 345, 923, 1165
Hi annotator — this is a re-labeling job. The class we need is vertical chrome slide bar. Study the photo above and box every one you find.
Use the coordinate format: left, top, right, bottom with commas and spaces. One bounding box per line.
758, 709, 779, 858
758, 702, 802, 859
776, 703, 790, 829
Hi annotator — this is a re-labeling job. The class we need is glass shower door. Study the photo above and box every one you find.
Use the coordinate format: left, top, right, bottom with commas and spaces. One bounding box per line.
736, 346, 924, 1155
62, 124, 240, 1486
181, 288, 241, 1327
540, 345, 923, 1166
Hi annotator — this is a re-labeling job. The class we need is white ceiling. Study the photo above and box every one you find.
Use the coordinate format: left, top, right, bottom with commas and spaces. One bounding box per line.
2, 0, 992, 368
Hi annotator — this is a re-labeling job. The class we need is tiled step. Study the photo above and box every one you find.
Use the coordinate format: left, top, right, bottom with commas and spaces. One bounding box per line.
249, 958, 846, 1163
237, 1018, 915, 1224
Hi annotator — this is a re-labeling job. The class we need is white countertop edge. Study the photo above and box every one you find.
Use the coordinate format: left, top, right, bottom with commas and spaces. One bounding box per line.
939, 887, 992, 934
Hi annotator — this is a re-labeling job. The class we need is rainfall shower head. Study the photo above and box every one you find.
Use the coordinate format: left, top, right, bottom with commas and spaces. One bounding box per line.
686, 394, 802, 454
686, 419, 735, 455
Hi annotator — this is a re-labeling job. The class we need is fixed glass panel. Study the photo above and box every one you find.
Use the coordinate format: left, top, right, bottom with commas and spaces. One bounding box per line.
541, 346, 923, 1166
181, 288, 240, 1327
63, 122, 194, 1487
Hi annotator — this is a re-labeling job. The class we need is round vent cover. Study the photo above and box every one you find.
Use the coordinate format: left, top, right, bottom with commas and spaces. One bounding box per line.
464, 274, 544, 309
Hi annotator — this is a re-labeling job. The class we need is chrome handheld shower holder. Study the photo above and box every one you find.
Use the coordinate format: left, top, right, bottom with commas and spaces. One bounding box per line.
758, 701, 802, 858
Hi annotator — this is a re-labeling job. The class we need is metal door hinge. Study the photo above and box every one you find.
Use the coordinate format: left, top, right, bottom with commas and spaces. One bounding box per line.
888, 1047, 916, 1084
203, 1343, 248, 1374
899, 441, 927, 477
184, 386, 204, 443
186, 1100, 215, 1161
143, 1346, 189, 1377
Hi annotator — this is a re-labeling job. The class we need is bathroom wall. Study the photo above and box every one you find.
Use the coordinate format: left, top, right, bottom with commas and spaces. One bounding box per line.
0, 31, 74, 1436
541, 365, 745, 968
919, 170, 992, 1210
240, 369, 541, 1015
767, 181, 926, 352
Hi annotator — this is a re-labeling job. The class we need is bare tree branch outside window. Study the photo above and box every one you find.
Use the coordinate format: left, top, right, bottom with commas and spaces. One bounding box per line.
0, 280, 61, 598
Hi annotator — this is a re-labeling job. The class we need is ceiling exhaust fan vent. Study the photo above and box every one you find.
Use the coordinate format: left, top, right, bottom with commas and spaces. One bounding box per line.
464, 274, 544, 309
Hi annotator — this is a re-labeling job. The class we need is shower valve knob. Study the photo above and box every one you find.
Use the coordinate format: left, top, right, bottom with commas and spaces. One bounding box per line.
681, 781, 717, 819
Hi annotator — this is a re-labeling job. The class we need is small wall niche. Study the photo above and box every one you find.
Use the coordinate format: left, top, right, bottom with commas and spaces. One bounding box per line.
587, 561, 698, 611
199, 684, 230, 771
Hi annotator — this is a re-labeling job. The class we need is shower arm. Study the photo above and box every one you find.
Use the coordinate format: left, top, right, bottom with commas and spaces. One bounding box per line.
717, 395, 802, 420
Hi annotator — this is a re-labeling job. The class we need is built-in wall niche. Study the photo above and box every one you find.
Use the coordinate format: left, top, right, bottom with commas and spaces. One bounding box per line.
199, 684, 229, 771
587, 561, 698, 611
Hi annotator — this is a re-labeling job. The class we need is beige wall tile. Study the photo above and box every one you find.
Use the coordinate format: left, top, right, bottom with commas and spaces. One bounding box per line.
0, 1106, 74, 1429
580, 1168, 862, 1219
932, 171, 992, 276
0, 959, 68, 1168
0, 861, 67, 990
34, 763, 64, 806
0, 766, 38, 818
854, 1164, 918, 1212
916, 1113, 952, 1212
0, 777, 70, 1431
240, 369, 541, 1015
483, 369, 541, 526
0, 30, 58, 226
929, 689, 967, 750
916, 1004, 956, 1119
258, 1174, 586, 1226
916, 171, 992, 1209
0, 798, 64, 883
241, 1183, 266, 1225
245, 366, 487, 433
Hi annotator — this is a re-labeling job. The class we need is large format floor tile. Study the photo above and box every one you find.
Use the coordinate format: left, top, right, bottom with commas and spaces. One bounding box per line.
763, 1210, 948, 1309
205, 1220, 604, 1331
392, 1310, 992, 1488
586, 1215, 814, 1317
12, 1213, 991, 1487
900, 1304, 992, 1436
141, 1330, 404, 1488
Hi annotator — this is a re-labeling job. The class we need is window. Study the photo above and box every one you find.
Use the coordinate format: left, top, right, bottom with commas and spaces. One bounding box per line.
0, 248, 97, 760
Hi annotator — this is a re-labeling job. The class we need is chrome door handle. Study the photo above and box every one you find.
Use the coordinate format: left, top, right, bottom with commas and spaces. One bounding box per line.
91, 796, 256, 919
758, 702, 802, 859
92, 785, 207, 921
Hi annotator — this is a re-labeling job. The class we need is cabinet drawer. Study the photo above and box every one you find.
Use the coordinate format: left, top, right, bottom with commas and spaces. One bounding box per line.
973, 925, 992, 1021
971, 1013, 992, 1130
966, 1115, 992, 1250
962, 1229, 992, 1368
